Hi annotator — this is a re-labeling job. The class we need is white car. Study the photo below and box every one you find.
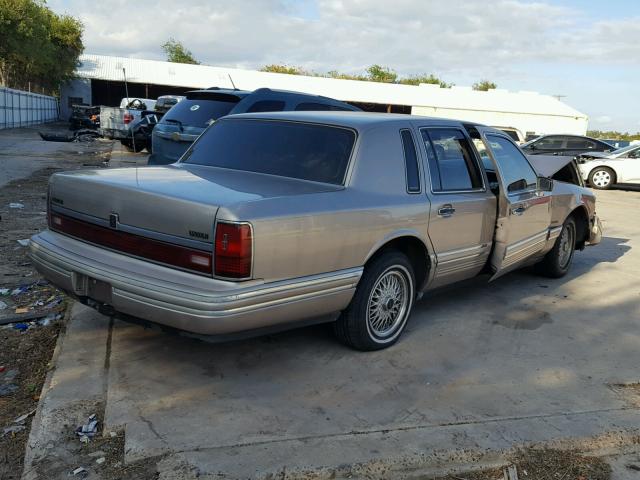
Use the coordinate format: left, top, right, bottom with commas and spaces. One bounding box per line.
579, 144, 640, 189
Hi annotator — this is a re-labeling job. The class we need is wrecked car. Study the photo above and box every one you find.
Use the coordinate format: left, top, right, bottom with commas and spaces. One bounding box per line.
29, 112, 602, 351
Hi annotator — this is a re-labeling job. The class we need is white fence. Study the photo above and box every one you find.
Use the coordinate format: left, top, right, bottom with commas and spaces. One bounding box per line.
0, 86, 59, 129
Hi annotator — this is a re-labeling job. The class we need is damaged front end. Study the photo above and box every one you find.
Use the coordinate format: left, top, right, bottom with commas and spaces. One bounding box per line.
527, 154, 584, 186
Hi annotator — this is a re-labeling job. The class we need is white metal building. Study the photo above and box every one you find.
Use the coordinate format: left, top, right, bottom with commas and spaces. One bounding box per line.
61, 54, 588, 136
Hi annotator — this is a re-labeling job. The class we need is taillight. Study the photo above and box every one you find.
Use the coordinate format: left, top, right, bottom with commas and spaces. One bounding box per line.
123, 113, 134, 124
214, 222, 252, 279
49, 213, 213, 275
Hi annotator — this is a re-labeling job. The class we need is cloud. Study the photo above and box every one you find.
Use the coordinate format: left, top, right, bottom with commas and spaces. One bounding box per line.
47, 0, 640, 79
596, 115, 612, 124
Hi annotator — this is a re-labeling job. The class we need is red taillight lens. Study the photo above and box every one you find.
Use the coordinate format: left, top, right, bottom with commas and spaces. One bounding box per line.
214, 222, 252, 279
50, 212, 213, 275
123, 113, 134, 124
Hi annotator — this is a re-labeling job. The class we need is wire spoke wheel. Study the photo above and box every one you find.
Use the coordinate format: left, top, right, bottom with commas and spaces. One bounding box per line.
557, 222, 576, 269
366, 268, 409, 339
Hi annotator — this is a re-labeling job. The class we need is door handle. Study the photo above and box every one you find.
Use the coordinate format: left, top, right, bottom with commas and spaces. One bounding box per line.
511, 205, 526, 216
437, 205, 456, 217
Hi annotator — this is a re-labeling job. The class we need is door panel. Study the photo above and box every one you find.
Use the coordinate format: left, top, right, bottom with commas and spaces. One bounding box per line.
475, 128, 553, 279
427, 192, 496, 287
618, 157, 640, 182
419, 127, 496, 288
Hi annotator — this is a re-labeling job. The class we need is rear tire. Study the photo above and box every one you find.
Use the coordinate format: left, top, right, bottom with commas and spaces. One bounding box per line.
588, 167, 615, 190
121, 139, 145, 153
535, 217, 576, 278
334, 251, 415, 351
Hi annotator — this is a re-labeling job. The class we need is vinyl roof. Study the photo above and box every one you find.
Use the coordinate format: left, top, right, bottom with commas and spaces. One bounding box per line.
77, 54, 587, 120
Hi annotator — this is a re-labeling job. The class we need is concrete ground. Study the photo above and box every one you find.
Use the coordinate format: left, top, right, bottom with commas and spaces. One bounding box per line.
21, 170, 640, 478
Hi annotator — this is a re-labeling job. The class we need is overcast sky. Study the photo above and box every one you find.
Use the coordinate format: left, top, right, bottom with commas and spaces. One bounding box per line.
48, 0, 639, 131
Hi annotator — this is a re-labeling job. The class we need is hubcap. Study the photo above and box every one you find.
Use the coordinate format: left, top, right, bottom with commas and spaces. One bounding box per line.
558, 223, 575, 268
592, 170, 611, 187
367, 269, 409, 338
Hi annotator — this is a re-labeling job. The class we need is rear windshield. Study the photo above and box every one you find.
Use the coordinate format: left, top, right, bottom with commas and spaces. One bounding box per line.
182, 119, 356, 185
162, 96, 241, 128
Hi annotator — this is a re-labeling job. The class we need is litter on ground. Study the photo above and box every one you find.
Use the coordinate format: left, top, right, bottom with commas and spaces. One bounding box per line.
76, 414, 99, 442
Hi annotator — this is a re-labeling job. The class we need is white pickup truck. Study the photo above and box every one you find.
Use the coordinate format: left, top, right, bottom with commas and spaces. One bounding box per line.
99, 98, 157, 140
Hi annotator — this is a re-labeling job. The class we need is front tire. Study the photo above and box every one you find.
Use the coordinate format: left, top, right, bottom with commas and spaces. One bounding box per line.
535, 217, 576, 278
588, 167, 615, 190
334, 251, 415, 351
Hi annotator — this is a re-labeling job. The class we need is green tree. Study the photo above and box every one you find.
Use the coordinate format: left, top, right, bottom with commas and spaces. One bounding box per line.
399, 74, 453, 88
258, 63, 453, 87
472, 80, 497, 91
366, 64, 397, 83
587, 130, 640, 141
161, 38, 200, 65
0, 0, 83, 94
261, 64, 307, 75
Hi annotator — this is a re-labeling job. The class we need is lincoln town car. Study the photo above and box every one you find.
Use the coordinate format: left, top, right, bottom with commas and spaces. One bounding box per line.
29, 112, 602, 350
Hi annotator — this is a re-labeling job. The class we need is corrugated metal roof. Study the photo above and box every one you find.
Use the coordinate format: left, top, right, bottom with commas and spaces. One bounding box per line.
77, 54, 586, 119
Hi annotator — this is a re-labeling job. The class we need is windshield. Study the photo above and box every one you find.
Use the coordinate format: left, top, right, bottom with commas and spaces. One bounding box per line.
612, 144, 640, 156
162, 97, 241, 128
182, 119, 356, 185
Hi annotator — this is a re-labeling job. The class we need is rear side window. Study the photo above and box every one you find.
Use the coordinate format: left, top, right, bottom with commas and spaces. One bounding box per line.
400, 129, 420, 193
162, 96, 241, 128
295, 102, 351, 112
566, 138, 596, 149
533, 136, 564, 150
246, 100, 286, 113
421, 128, 483, 191
183, 119, 356, 185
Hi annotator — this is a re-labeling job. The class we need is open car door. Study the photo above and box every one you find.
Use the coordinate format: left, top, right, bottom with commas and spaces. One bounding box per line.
474, 127, 553, 280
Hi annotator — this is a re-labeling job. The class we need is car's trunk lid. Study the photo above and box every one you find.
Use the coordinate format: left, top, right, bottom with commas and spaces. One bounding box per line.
49, 165, 340, 245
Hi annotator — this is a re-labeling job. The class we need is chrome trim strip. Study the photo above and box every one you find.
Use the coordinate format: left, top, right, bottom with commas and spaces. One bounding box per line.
505, 230, 548, 259
51, 205, 212, 251
436, 244, 487, 263
502, 230, 548, 268
28, 232, 362, 313
548, 226, 563, 241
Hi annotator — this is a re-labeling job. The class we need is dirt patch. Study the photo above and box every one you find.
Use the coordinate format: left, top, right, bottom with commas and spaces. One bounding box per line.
0, 126, 114, 479
609, 383, 640, 408
426, 448, 611, 480
0, 319, 62, 479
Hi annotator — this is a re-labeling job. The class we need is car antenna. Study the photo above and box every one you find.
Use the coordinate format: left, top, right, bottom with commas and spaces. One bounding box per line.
228, 74, 237, 90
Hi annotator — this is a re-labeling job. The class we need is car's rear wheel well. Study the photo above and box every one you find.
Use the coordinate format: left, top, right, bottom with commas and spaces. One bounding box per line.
366, 237, 430, 292
570, 207, 589, 250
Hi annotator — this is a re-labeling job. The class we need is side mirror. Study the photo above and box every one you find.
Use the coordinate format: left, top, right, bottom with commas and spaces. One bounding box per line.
507, 178, 528, 192
537, 176, 553, 192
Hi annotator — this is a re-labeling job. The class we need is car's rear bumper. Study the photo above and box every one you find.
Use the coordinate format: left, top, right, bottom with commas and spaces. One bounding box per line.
29, 230, 360, 335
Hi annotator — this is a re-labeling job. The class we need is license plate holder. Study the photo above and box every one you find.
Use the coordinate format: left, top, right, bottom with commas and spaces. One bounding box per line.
88, 277, 112, 303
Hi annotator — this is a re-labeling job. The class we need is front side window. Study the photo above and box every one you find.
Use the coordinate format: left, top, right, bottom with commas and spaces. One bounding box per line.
485, 135, 538, 193
566, 138, 596, 149
421, 128, 483, 191
182, 119, 356, 185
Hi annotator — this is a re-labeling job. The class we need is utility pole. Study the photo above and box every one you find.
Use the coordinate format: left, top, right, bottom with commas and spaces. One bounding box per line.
123, 68, 136, 151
